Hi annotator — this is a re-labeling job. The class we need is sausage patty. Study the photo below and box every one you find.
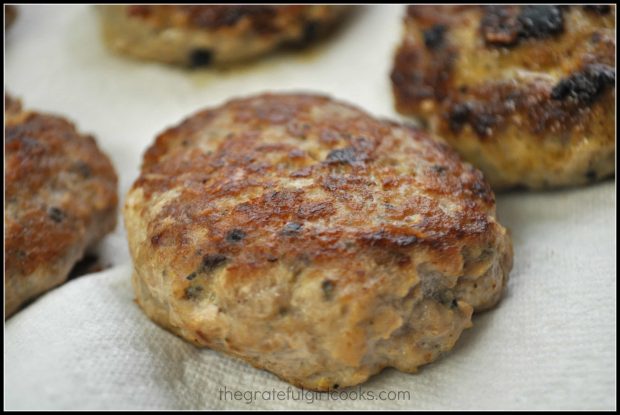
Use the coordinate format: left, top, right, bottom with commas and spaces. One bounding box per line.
4, 95, 118, 317
391, 5, 616, 189
98, 5, 351, 67
124, 93, 513, 391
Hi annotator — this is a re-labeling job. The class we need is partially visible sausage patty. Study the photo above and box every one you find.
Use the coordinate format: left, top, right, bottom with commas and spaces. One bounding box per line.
98, 5, 351, 67
4, 95, 118, 317
5, 5, 17, 29
124, 93, 513, 391
391, 5, 616, 189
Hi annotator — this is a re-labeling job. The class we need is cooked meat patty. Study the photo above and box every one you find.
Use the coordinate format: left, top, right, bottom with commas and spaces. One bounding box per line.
4, 95, 118, 318
124, 93, 513, 390
98, 5, 351, 67
391, 5, 616, 189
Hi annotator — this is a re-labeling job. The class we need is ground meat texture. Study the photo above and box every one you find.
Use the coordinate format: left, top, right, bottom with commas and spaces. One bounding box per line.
124, 93, 513, 391
98, 5, 351, 67
4, 95, 118, 318
391, 5, 616, 189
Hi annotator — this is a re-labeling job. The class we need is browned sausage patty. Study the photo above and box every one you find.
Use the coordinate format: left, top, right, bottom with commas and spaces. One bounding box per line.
4, 95, 118, 318
98, 5, 351, 67
124, 93, 513, 391
391, 5, 616, 189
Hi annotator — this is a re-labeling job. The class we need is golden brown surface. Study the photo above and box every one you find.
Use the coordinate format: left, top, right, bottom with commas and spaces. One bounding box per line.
391, 5, 616, 189
125, 93, 512, 390
99, 5, 351, 67
4, 95, 118, 317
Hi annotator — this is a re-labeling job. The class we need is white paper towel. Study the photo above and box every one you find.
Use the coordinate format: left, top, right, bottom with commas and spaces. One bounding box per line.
4, 5, 616, 410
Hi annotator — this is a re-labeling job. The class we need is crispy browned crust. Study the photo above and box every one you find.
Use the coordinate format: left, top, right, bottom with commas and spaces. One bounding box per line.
134, 94, 497, 265
391, 5, 616, 189
4, 95, 118, 317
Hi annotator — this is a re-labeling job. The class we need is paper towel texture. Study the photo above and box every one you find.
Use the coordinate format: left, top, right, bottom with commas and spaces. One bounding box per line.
4, 5, 616, 410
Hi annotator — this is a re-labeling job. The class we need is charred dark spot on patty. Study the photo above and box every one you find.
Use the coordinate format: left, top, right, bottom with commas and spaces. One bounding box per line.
431, 164, 448, 174
448, 103, 472, 133
321, 279, 335, 301
151, 233, 162, 246
282, 222, 303, 236
471, 113, 499, 137
324, 147, 366, 165
423, 24, 446, 50
481, 5, 564, 47
480, 5, 523, 46
300, 21, 319, 46
226, 228, 246, 243
436, 291, 457, 308
470, 180, 492, 199
189, 48, 213, 67
361, 230, 418, 248
184, 285, 204, 300
282, 20, 321, 49
583, 5, 611, 14
448, 100, 500, 138
202, 253, 227, 272
48, 207, 66, 223
550, 64, 615, 105
591, 32, 603, 44
518, 6, 564, 39
72, 161, 92, 179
